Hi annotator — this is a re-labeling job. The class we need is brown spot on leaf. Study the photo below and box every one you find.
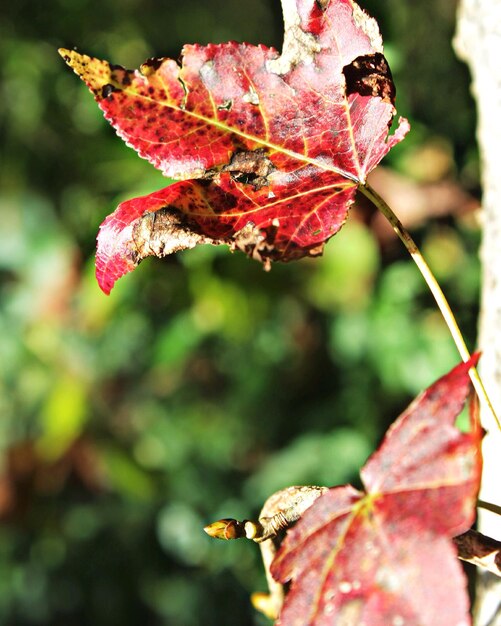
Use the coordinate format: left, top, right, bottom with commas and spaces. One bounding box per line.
140, 57, 164, 76
109, 62, 126, 73
101, 83, 118, 98
128, 208, 322, 272
231, 221, 324, 267
343, 52, 395, 105
231, 222, 267, 260
130, 208, 219, 262
223, 149, 275, 188
121, 73, 132, 87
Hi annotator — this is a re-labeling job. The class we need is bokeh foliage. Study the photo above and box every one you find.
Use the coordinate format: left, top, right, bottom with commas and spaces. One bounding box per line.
0, 0, 480, 624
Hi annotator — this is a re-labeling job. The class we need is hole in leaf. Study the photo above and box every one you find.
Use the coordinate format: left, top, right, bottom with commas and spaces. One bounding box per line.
343, 52, 395, 105
217, 99, 233, 111
177, 77, 189, 109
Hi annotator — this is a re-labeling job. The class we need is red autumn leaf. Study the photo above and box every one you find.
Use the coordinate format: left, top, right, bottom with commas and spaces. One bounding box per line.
271, 356, 482, 626
60, 0, 409, 293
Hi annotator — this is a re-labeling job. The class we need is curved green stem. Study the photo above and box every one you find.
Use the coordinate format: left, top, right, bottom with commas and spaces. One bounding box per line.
359, 182, 500, 433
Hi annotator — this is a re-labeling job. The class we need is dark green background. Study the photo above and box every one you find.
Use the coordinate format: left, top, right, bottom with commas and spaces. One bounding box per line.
0, 1, 480, 624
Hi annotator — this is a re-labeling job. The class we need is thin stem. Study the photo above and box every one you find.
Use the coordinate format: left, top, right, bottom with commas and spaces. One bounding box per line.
359, 182, 500, 433
478, 499, 501, 517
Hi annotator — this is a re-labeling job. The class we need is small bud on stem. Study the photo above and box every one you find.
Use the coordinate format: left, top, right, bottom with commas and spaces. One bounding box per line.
203, 518, 246, 540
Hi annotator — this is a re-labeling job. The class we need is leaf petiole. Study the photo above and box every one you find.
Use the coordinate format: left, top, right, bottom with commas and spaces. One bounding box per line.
358, 182, 501, 433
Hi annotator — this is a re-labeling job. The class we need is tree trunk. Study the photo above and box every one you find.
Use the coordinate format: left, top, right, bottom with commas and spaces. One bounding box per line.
455, 3, 501, 624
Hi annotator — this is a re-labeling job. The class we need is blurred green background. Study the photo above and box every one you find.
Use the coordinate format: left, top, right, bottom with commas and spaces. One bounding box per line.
0, 0, 481, 624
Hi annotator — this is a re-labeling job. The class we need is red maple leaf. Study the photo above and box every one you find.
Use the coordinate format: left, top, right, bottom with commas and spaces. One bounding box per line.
271, 356, 482, 626
60, 0, 409, 293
